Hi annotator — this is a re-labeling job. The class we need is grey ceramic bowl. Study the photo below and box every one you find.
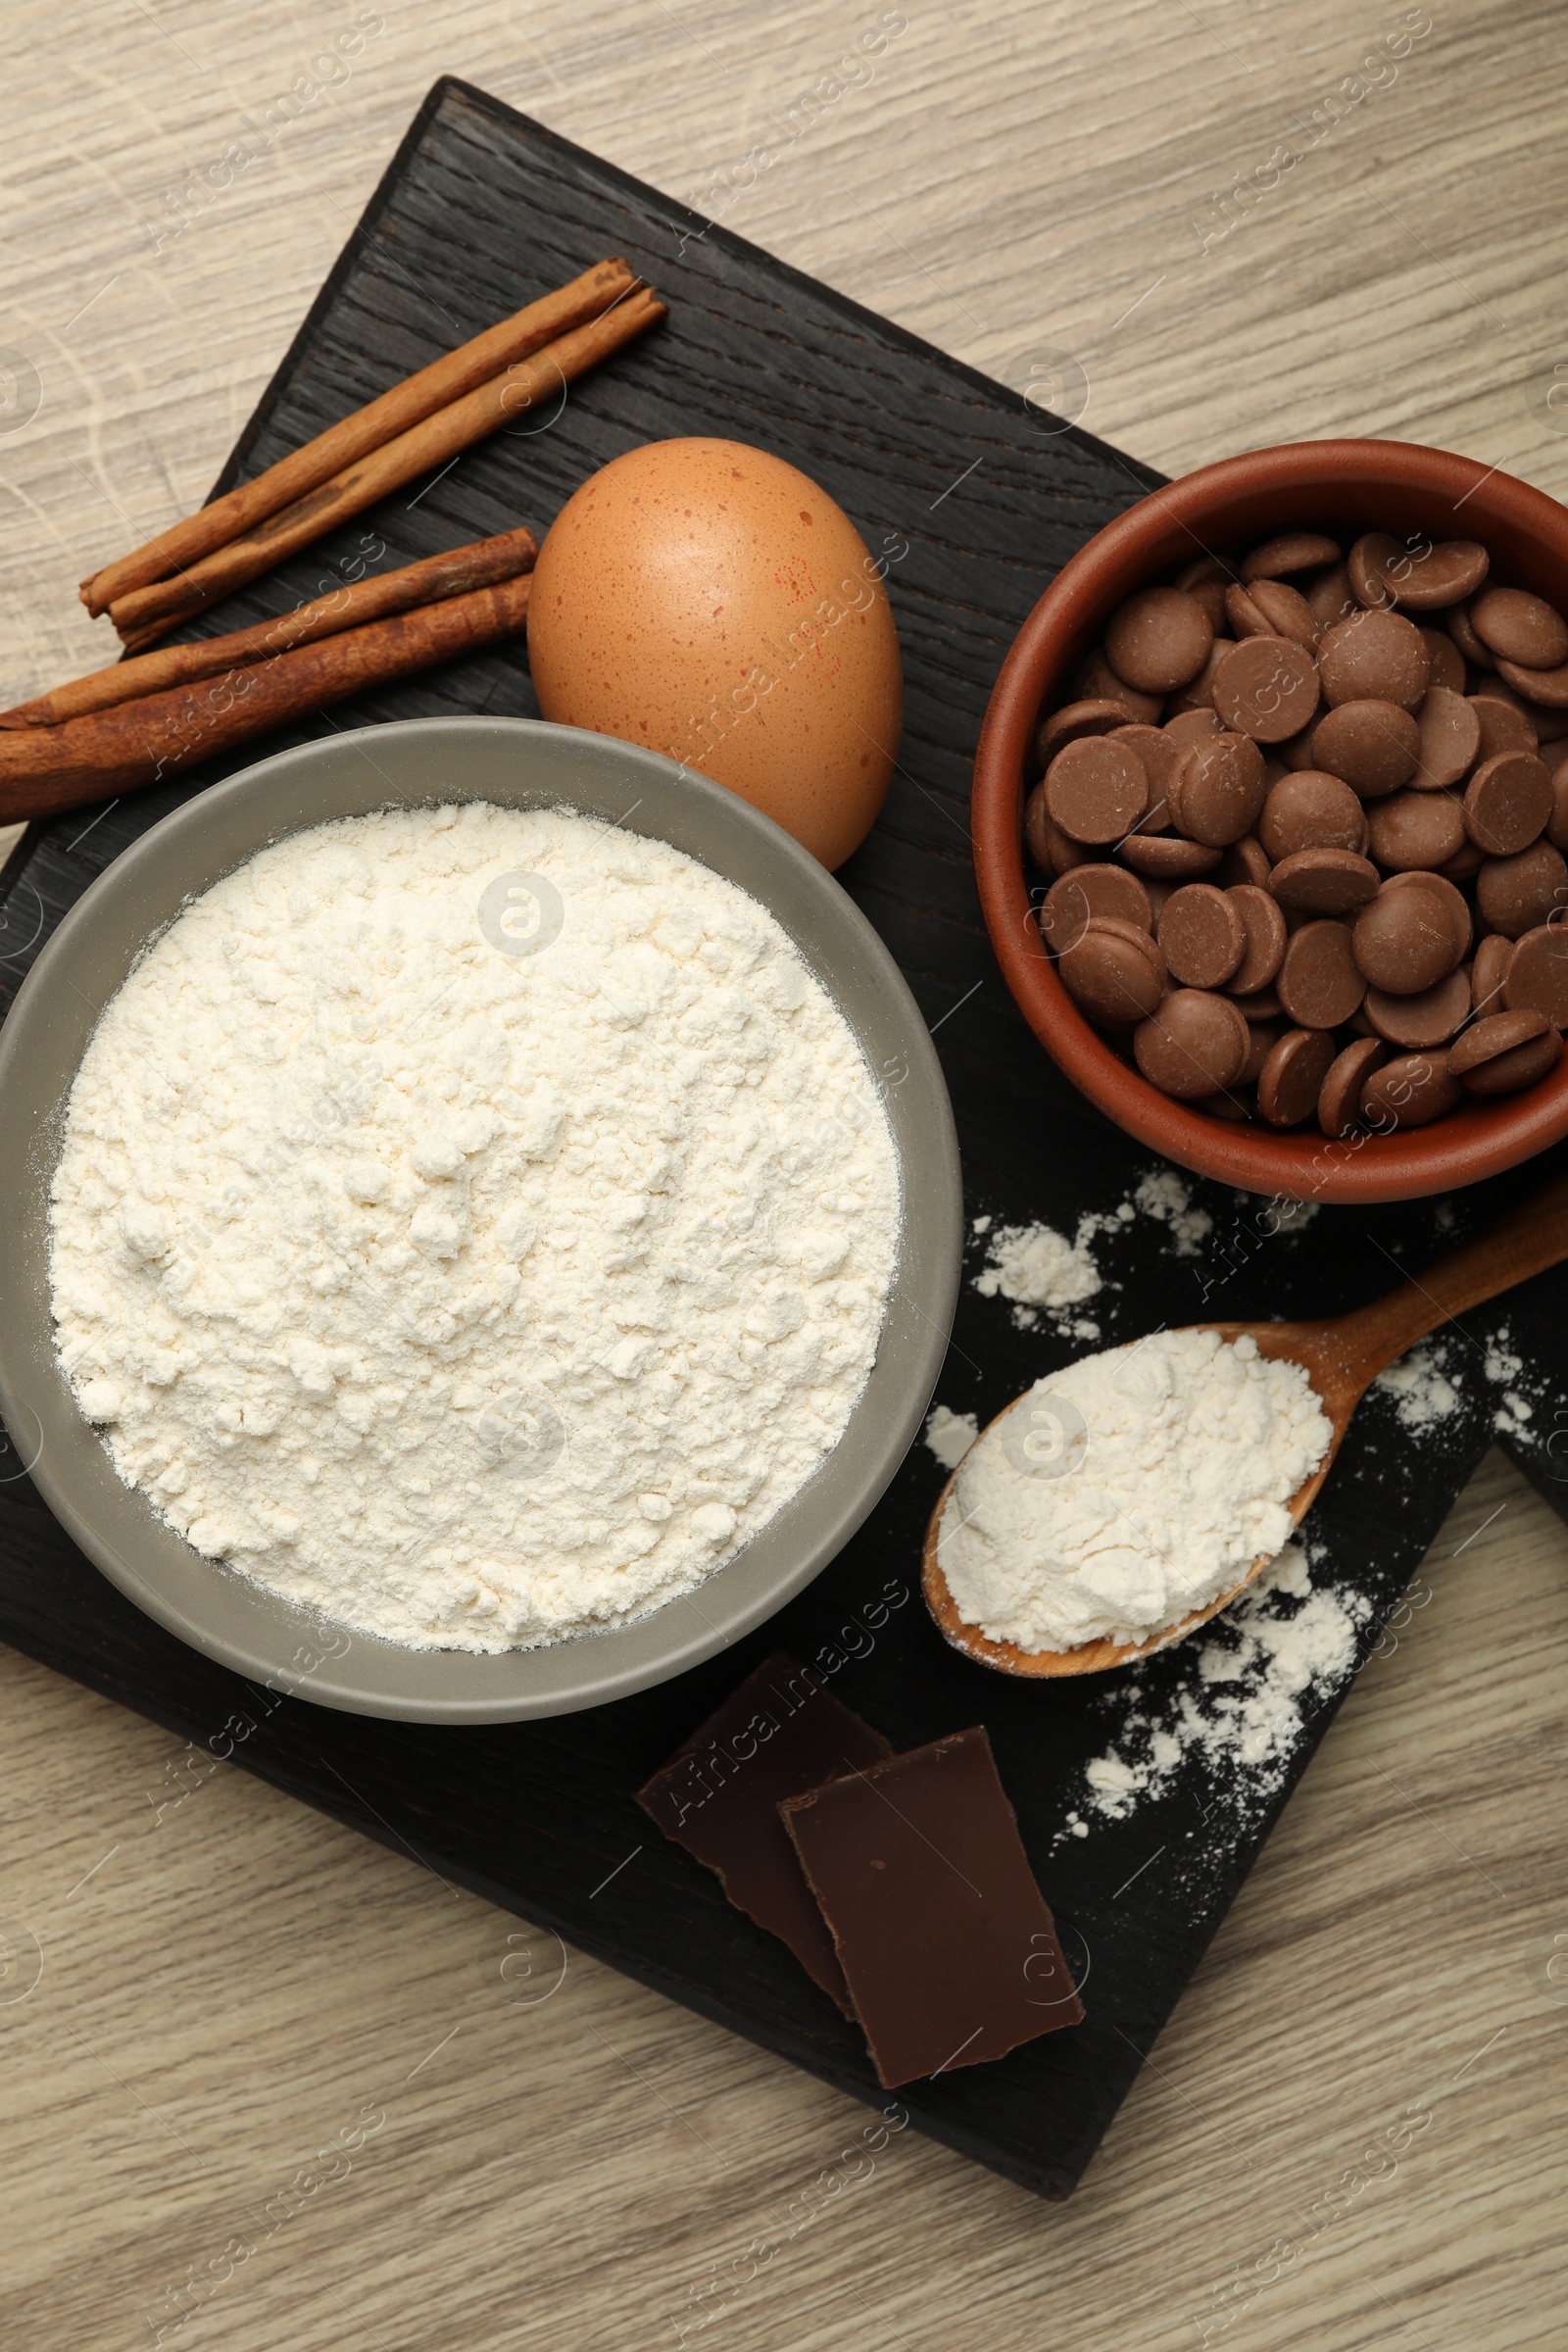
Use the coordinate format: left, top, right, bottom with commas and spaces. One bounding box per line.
0, 717, 961, 1722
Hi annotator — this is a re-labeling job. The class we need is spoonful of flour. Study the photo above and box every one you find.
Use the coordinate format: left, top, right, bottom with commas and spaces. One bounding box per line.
935, 1329, 1332, 1653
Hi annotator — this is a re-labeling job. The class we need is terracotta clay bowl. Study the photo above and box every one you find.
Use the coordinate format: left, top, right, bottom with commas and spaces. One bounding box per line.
970, 437, 1568, 1201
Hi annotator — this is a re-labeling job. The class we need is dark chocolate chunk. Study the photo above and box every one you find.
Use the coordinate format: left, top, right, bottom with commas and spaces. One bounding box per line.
781, 1726, 1084, 2088
637, 1652, 892, 2013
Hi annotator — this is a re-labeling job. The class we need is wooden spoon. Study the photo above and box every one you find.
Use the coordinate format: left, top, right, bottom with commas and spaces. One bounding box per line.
924, 1165, 1568, 1678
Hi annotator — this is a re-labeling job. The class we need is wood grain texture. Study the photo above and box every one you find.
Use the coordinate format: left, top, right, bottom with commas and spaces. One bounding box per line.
1, 3, 1566, 2345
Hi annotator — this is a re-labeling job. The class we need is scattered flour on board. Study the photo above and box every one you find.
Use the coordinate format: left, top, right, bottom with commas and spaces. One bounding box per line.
923, 1404, 978, 1471
1483, 1326, 1539, 1442
1371, 1321, 1552, 1446
1374, 1339, 1462, 1431
971, 1215, 1105, 1337
969, 1167, 1216, 1337
1055, 1542, 1372, 1864
1136, 1169, 1215, 1254
1258, 1196, 1319, 1237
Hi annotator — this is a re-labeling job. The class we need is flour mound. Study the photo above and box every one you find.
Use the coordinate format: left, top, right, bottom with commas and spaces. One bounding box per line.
48, 804, 900, 1651
936, 1329, 1331, 1651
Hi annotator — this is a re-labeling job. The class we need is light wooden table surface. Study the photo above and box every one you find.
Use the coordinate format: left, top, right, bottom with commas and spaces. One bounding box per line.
4, 4, 1568, 2346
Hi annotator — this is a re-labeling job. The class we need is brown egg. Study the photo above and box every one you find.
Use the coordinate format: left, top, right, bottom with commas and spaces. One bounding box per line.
527, 436, 903, 867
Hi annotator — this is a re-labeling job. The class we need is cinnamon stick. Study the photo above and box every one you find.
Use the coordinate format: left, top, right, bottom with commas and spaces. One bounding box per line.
0, 572, 532, 826
107, 286, 665, 649
79, 259, 632, 616
2, 527, 538, 729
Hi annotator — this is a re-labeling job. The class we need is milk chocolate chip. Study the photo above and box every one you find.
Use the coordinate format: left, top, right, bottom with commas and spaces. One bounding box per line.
1447, 601, 1494, 671
1239, 1019, 1278, 1085
1509, 682, 1568, 741
1226, 883, 1287, 993
1360, 1051, 1460, 1128
1259, 770, 1367, 859
1225, 583, 1273, 640
1462, 751, 1552, 857
1353, 534, 1490, 612
1348, 532, 1405, 611
1318, 1037, 1387, 1136
1257, 1028, 1340, 1127
1385, 868, 1473, 959
1166, 641, 1235, 717
1025, 784, 1090, 874
1038, 863, 1152, 954
1476, 841, 1568, 938
1035, 698, 1129, 768
1275, 724, 1320, 772
1164, 707, 1226, 748
1363, 969, 1471, 1050
1470, 586, 1568, 670
1180, 577, 1231, 634
1450, 1007, 1546, 1072
1077, 647, 1165, 724
1278, 920, 1366, 1028
1213, 637, 1320, 741
1352, 876, 1462, 994
1119, 833, 1223, 878
1045, 736, 1149, 845
1317, 608, 1432, 712
1158, 883, 1248, 987
1496, 655, 1568, 710
1173, 733, 1268, 845
1248, 578, 1321, 649
1133, 990, 1250, 1097
1450, 1011, 1563, 1095
1105, 587, 1215, 694
1269, 849, 1381, 915
1305, 564, 1356, 630
1418, 628, 1468, 695
1111, 723, 1184, 822
1242, 533, 1342, 581
1471, 931, 1513, 1014
1503, 923, 1568, 1026
1220, 835, 1273, 890
1470, 691, 1539, 760
1365, 790, 1467, 871
1410, 686, 1482, 791
1309, 699, 1421, 795
1399, 539, 1492, 610
1176, 556, 1237, 592
1058, 918, 1166, 1024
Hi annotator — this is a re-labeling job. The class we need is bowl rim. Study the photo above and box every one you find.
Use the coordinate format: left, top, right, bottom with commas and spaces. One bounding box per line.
0, 715, 961, 1721
971, 436, 1568, 1201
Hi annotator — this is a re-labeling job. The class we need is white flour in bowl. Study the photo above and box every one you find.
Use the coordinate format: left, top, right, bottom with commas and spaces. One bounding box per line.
48, 803, 901, 1651
935, 1328, 1331, 1652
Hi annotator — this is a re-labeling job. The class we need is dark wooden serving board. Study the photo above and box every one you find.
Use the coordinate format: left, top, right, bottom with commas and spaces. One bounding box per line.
2, 78, 1566, 2199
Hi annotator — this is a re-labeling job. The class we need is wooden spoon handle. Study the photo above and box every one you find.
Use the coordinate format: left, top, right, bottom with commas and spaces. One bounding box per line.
1339, 1163, 1568, 1374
